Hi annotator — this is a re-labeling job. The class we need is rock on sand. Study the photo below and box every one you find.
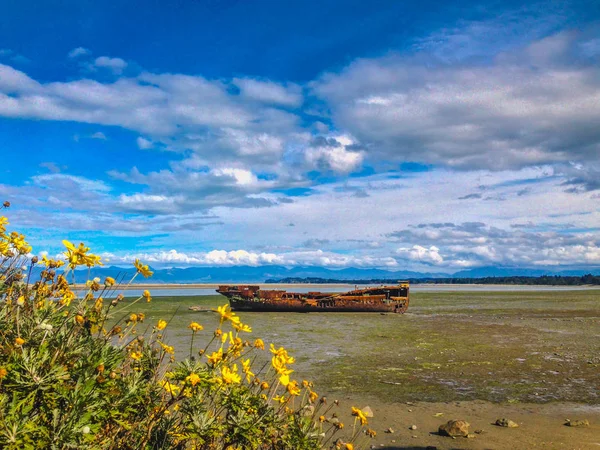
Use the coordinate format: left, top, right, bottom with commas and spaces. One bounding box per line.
438, 419, 470, 437
565, 419, 589, 427
495, 418, 519, 428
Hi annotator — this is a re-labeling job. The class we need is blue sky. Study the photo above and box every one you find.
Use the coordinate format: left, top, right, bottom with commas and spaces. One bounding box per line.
1, 0, 599, 272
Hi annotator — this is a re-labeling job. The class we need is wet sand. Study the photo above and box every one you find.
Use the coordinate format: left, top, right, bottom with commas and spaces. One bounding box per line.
348, 398, 600, 449
111, 289, 600, 449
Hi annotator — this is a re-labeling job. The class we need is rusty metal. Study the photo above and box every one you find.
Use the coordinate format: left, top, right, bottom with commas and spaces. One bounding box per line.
216, 282, 410, 313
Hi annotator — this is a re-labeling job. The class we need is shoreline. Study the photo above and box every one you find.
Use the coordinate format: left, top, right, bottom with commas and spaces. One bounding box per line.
103, 282, 600, 290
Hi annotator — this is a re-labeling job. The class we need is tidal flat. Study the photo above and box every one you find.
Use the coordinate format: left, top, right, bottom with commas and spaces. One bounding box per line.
115, 289, 600, 449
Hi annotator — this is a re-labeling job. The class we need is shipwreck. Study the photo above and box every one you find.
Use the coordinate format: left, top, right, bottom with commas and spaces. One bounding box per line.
216, 282, 410, 313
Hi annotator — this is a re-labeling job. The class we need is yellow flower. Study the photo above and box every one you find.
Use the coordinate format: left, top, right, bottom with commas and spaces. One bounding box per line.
345, 444, 354, 450
186, 373, 201, 386
269, 344, 295, 364
128, 313, 138, 323
188, 322, 203, 332
232, 320, 252, 333
133, 259, 153, 278
130, 351, 143, 360
104, 276, 115, 287
0, 367, 7, 379
279, 373, 290, 386
221, 365, 241, 384
260, 381, 269, 390
15, 337, 25, 346
241, 359, 254, 382
0, 216, 8, 233
273, 395, 287, 404
214, 304, 239, 324
253, 338, 265, 350
366, 428, 377, 438
159, 342, 174, 354
62, 240, 102, 269
156, 320, 167, 330
319, 415, 325, 423
143, 290, 151, 302
309, 390, 319, 403
160, 380, 181, 396
60, 290, 76, 307
75, 315, 85, 325
286, 380, 301, 396
351, 407, 368, 426
271, 354, 294, 376
207, 349, 223, 365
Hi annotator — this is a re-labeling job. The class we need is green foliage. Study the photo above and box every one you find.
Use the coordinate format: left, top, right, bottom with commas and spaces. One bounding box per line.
0, 206, 372, 449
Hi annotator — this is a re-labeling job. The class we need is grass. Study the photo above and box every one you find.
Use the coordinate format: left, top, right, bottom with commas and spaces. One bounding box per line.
117, 289, 600, 405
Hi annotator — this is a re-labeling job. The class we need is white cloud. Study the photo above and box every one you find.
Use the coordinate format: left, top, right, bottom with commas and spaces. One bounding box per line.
91, 131, 107, 140
68, 47, 90, 58
212, 168, 258, 186
32, 173, 111, 193
94, 56, 127, 74
0, 63, 39, 93
233, 78, 302, 107
204, 249, 282, 266
100, 248, 400, 268
136, 137, 153, 149
397, 245, 444, 264
314, 31, 600, 171
305, 145, 364, 173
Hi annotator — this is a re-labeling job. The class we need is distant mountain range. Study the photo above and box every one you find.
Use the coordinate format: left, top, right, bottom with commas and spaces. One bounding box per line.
42, 265, 600, 284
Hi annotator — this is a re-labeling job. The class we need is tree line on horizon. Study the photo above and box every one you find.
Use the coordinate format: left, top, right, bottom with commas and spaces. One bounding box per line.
265, 274, 600, 286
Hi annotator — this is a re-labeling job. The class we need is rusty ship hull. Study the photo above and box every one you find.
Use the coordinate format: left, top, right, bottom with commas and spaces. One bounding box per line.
216, 284, 409, 313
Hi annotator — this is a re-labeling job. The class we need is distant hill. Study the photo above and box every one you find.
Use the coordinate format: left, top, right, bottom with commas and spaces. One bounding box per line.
32, 264, 600, 284
266, 274, 600, 286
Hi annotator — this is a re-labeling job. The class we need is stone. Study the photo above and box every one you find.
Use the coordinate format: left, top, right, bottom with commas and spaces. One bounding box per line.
495, 418, 519, 428
362, 406, 374, 418
438, 419, 470, 437
565, 419, 589, 427
467, 433, 476, 439
385, 427, 394, 434
409, 425, 417, 430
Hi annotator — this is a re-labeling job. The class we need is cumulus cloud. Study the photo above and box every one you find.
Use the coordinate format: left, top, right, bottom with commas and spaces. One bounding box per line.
233, 78, 302, 107
314, 31, 600, 171
212, 168, 259, 186
389, 221, 600, 267
305, 135, 364, 173
397, 245, 444, 264
136, 137, 153, 149
93, 56, 127, 74
0, 63, 301, 171
68, 47, 90, 58
102, 248, 400, 268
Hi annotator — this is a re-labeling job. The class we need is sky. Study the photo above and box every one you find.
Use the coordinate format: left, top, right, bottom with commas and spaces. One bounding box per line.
1, 0, 599, 273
